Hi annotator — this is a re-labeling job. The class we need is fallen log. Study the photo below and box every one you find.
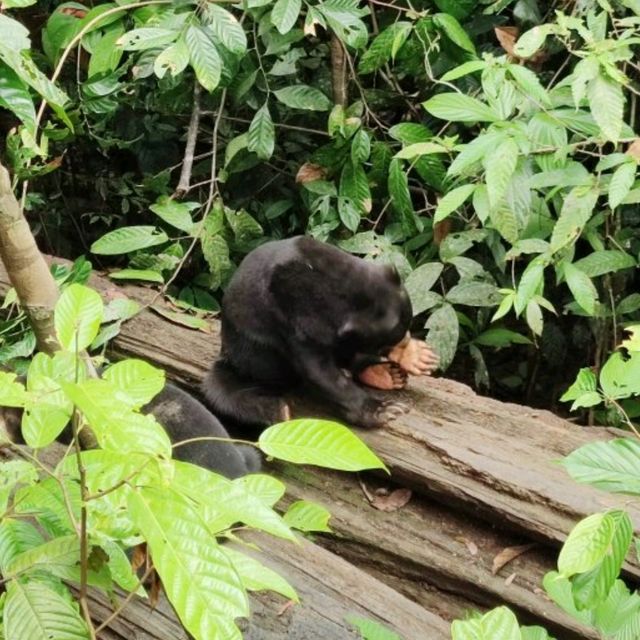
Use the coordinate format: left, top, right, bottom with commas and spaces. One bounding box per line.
0, 259, 635, 640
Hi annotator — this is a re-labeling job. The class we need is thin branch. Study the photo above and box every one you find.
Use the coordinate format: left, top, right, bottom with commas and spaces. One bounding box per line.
174, 82, 202, 198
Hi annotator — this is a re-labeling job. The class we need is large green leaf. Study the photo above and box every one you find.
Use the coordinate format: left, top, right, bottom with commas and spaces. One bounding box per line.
185, 26, 222, 92
0, 63, 37, 136
223, 546, 298, 601
340, 161, 371, 214
388, 159, 417, 236
259, 419, 386, 471
271, 0, 302, 34
4, 580, 89, 640
91, 226, 169, 255
274, 85, 331, 111
154, 37, 190, 79
514, 24, 555, 58
446, 282, 500, 307
62, 380, 172, 458
54, 283, 103, 352
358, 22, 412, 74
588, 72, 624, 142
171, 461, 295, 541
405, 263, 444, 315
608, 160, 637, 209
425, 303, 459, 370
570, 510, 632, 610
248, 103, 275, 160
434, 183, 475, 223
423, 93, 499, 123
5, 535, 79, 580
149, 197, 196, 233
558, 512, 617, 577
283, 500, 332, 532
103, 359, 165, 408
549, 185, 598, 254
573, 250, 636, 277
0, 371, 26, 407
514, 260, 545, 315
451, 606, 522, 640
484, 138, 518, 207
203, 5, 247, 55
563, 263, 597, 315
129, 487, 248, 640
0, 519, 43, 574
117, 28, 177, 51
433, 13, 475, 53
599, 351, 640, 399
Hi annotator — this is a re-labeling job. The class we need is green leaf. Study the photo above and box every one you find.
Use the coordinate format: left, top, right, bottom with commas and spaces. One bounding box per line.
347, 615, 402, 640
484, 138, 519, 207
223, 547, 298, 601
55, 283, 103, 352
0, 372, 26, 407
507, 64, 550, 106
446, 282, 500, 307
0, 519, 43, 574
388, 159, 417, 236
4, 580, 89, 640
600, 351, 640, 399
433, 0, 477, 20
109, 269, 164, 283
248, 103, 275, 160
274, 85, 331, 111
433, 13, 475, 53
405, 263, 444, 315
91, 226, 169, 255
203, 5, 247, 55
154, 38, 190, 79
172, 462, 294, 540
441, 59, 487, 82
451, 606, 522, 640
340, 161, 371, 214
117, 28, 177, 51
62, 380, 172, 458
259, 419, 387, 471
338, 197, 361, 232
394, 142, 447, 160
237, 474, 285, 507
283, 500, 332, 532
150, 197, 196, 233
5, 534, 79, 579
185, 26, 222, 92
388, 122, 433, 144
550, 186, 598, 254
129, 487, 248, 639
573, 250, 636, 277
608, 161, 637, 209
0, 63, 37, 136
564, 438, 640, 494
104, 359, 165, 408
2, 0, 37, 7
514, 24, 554, 58
588, 72, 624, 143
351, 130, 371, 164
515, 261, 545, 315
525, 299, 544, 336
0, 463, 37, 514
434, 183, 475, 223
570, 510, 632, 610
358, 23, 411, 74
563, 263, 598, 315
474, 328, 532, 347
423, 93, 498, 123
425, 303, 459, 370
558, 512, 616, 577
271, 0, 302, 34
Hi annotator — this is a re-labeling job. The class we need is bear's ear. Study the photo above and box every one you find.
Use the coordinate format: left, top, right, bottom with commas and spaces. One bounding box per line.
383, 263, 401, 285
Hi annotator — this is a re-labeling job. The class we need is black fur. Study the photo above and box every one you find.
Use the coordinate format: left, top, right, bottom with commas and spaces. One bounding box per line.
0, 382, 260, 479
203, 236, 412, 429
145, 383, 261, 479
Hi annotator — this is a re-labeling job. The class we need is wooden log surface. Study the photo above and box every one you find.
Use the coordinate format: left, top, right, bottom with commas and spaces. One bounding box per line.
0, 259, 634, 639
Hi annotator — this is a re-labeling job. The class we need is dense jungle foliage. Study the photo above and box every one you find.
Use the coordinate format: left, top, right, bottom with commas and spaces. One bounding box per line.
0, 0, 637, 420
